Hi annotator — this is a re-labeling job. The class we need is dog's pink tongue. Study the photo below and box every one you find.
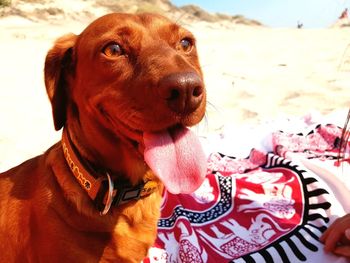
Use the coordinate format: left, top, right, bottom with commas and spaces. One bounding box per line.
143, 127, 206, 194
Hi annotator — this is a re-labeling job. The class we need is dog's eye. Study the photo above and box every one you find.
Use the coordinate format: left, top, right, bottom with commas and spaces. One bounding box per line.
102, 43, 123, 57
179, 38, 193, 53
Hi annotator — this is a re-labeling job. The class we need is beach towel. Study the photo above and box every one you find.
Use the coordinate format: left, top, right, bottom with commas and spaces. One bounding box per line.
144, 111, 350, 263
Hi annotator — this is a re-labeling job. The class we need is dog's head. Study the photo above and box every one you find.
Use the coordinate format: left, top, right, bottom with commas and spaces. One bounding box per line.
44, 13, 207, 194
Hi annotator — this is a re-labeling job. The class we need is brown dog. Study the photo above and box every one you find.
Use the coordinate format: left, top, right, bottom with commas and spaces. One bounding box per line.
0, 13, 206, 262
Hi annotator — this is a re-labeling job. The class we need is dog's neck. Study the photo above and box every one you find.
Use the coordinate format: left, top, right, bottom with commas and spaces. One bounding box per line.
61, 127, 159, 215
66, 106, 149, 184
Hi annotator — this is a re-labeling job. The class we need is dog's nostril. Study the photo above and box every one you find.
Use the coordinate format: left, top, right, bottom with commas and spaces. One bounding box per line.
167, 89, 180, 101
193, 86, 203, 97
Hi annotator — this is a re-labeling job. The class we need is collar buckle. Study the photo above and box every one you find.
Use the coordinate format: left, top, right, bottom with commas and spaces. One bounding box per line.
112, 182, 145, 206
97, 176, 146, 215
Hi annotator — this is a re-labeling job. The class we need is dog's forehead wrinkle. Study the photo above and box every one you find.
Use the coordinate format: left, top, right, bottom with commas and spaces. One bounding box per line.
135, 14, 183, 42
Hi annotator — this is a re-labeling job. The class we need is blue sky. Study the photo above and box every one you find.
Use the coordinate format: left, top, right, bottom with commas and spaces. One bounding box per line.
171, 0, 350, 28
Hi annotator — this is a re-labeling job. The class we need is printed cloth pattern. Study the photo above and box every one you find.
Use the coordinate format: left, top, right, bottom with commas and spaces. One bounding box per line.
143, 124, 349, 263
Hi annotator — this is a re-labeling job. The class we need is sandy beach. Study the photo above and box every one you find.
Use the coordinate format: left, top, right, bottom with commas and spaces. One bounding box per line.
0, 1, 349, 171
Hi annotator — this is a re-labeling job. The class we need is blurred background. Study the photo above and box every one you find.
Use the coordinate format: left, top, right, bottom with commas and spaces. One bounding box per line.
0, 0, 349, 170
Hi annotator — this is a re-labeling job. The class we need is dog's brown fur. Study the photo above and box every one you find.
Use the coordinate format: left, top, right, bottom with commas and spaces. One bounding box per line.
0, 13, 205, 262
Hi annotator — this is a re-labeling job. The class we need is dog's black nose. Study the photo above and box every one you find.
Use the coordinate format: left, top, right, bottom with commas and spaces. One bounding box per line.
158, 72, 204, 114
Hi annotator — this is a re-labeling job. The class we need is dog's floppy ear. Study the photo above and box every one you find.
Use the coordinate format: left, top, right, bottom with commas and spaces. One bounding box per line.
45, 33, 77, 131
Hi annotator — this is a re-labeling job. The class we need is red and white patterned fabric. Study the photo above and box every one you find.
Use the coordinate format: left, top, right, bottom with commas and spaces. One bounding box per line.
143, 115, 350, 263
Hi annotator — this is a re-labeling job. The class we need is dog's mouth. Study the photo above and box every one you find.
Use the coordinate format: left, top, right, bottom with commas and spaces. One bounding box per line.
101, 109, 207, 194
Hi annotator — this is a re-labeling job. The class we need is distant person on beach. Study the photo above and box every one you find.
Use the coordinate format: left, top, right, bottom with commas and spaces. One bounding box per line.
339, 8, 349, 19
320, 109, 350, 257
297, 21, 303, 29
